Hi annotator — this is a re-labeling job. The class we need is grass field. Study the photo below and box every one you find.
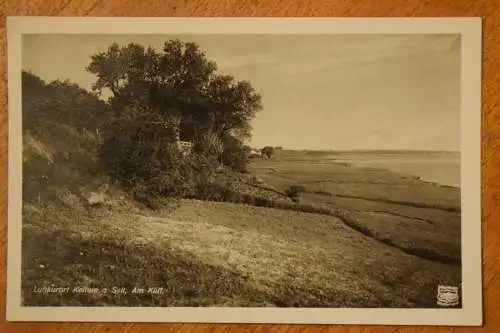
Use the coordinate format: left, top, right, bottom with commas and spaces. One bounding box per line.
21, 149, 462, 308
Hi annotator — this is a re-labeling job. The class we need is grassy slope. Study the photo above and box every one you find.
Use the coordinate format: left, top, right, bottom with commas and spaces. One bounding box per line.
249, 153, 461, 266
21, 72, 461, 308
23, 197, 460, 308
22, 150, 462, 308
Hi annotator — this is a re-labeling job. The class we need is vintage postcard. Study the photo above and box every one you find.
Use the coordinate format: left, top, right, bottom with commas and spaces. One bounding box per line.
6, 17, 482, 325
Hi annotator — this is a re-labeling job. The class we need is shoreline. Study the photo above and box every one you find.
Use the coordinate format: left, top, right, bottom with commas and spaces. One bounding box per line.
337, 161, 462, 189
315, 155, 461, 189
250, 150, 461, 213
269, 149, 461, 189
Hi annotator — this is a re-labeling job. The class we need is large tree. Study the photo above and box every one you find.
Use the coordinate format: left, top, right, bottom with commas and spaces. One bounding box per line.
86, 40, 263, 143
86, 40, 263, 201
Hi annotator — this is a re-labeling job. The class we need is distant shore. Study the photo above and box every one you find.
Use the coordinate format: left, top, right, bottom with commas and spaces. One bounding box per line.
266, 149, 461, 188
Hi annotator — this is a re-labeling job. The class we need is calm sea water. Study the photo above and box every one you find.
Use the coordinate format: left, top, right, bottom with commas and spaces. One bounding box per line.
331, 151, 461, 188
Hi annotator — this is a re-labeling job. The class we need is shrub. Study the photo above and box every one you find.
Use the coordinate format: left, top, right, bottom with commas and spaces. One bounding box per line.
285, 184, 306, 202
261, 146, 275, 159
98, 111, 217, 209
221, 138, 251, 173
195, 184, 242, 203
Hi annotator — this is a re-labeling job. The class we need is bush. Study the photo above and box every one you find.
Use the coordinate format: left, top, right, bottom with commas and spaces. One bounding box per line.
285, 184, 306, 202
261, 146, 275, 159
98, 111, 217, 208
195, 184, 243, 203
221, 139, 251, 173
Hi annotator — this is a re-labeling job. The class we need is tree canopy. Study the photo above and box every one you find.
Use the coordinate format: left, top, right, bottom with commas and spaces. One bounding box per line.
22, 71, 110, 132
86, 39, 263, 203
86, 40, 263, 143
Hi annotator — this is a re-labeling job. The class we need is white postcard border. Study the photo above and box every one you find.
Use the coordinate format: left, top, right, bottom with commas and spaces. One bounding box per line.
6, 17, 483, 325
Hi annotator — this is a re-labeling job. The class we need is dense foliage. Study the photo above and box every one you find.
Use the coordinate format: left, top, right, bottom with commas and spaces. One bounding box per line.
21, 71, 113, 206
86, 40, 263, 203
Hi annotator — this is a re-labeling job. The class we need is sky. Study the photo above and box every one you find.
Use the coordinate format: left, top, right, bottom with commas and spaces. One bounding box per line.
22, 33, 461, 151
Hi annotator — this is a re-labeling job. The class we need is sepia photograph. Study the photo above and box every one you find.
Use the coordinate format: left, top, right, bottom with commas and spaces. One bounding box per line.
7, 17, 482, 325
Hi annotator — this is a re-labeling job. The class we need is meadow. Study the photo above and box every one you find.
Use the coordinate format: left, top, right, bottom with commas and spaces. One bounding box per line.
21, 148, 461, 308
